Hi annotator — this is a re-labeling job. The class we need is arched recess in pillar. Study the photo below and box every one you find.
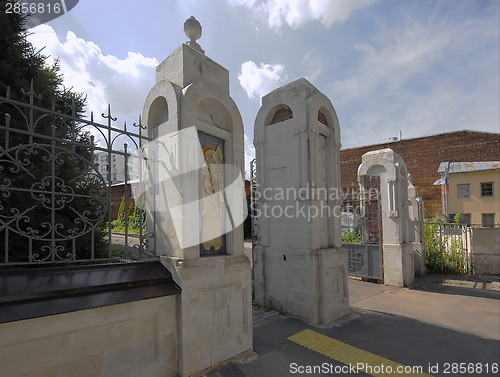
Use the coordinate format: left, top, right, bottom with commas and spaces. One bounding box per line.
182, 81, 244, 170
358, 160, 397, 183
197, 97, 233, 132
182, 81, 245, 256
142, 80, 179, 138
147, 97, 168, 137
265, 104, 293, 126
307, 93, 341, 149
365, 164, 386, 177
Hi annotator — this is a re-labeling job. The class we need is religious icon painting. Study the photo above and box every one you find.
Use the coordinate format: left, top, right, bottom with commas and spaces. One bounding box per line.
198, 131, 227, 255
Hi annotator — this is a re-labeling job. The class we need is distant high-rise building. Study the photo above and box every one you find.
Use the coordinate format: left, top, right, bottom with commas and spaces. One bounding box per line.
93, 151, 135, 185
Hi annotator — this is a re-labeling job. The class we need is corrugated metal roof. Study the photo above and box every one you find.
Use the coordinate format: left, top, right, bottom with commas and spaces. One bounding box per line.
438, 161, 500, 174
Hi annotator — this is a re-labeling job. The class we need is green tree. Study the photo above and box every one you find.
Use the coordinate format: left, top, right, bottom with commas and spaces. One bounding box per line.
0, 0, 108, 265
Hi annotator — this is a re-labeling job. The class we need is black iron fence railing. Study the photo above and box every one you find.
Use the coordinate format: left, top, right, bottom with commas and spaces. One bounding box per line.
0, 81, 156, 267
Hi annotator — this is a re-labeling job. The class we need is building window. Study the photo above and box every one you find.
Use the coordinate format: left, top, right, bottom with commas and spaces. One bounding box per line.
101, 155, 107, 162
482, 214, 495, 227
457, 184, 470, 198
459, 213, 471, 225
481, 182, 493, 197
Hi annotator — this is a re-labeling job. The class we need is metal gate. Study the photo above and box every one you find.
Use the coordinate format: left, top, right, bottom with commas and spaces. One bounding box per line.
342, 186, 383, 280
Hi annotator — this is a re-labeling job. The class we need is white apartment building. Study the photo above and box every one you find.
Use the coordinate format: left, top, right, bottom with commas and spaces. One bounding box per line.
93, 151, 135, 185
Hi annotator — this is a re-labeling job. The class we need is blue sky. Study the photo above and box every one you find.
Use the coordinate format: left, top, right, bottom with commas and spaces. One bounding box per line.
27, 0, 499, 174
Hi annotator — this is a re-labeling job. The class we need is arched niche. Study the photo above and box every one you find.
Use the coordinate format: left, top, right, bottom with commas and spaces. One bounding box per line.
366, 164, 386, 177
265, 104, 293, 126
318, 107, 329, 126
197, 97, 233, 132
148, 96, 168, 137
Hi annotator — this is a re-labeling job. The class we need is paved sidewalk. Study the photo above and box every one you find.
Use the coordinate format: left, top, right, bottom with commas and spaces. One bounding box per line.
204, 274, 500, 377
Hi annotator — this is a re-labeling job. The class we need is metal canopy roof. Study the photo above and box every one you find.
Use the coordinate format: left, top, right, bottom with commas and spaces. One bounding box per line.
0, 261, 181, 323
438, 161, 500, 175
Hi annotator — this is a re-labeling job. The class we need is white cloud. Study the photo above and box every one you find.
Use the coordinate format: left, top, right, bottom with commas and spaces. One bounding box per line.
27, 25, 158, 125
333, 17, 500, 148
301, 51, 325, 82
238, 61, 288, 100
333, 21, 451, 104
229, 0, 257, 6
229, 0, 377, 30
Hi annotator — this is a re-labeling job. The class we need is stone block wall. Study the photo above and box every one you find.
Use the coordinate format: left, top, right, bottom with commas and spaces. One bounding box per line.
0, 296, 179, 377
164, 254, 253, 376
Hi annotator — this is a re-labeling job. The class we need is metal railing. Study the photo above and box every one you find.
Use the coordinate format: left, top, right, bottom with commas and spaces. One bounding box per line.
0, 81, 156, 267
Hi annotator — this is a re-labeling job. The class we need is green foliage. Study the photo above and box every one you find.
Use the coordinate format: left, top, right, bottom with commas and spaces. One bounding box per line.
116, 195, 127, 223
424, 216, 469, 274
128, 196, 146, 229
342, 231, 363, 244
423, 220, 441, 273
111, 195, 145, 233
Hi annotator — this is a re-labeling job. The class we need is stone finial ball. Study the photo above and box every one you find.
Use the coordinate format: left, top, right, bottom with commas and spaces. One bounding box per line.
184, 16, 202, 42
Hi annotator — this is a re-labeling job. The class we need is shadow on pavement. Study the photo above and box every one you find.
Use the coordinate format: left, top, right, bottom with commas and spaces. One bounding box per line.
410, 273, 500, 300
204, 306, 500, 377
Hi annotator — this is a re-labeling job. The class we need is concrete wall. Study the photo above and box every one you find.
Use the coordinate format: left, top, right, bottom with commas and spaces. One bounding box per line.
471, 227, 500, 275
0, 296, 179, 377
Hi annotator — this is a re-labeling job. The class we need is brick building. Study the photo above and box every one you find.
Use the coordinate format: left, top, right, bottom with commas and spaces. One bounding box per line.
340, 130, 500, 217
109, 182, 135, 221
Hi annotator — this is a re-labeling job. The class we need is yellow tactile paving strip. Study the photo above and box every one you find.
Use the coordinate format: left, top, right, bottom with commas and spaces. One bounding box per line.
288, 329, 433, 377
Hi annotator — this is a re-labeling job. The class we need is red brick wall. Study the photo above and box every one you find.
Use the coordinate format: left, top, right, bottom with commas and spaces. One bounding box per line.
340, 131, 500, 218
110, 184, 134, 221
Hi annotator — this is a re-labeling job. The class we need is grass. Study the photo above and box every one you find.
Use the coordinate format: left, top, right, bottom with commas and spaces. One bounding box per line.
342, 231, 363, 244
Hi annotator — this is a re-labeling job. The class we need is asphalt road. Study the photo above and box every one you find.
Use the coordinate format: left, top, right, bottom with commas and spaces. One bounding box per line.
204, 274, 500, 377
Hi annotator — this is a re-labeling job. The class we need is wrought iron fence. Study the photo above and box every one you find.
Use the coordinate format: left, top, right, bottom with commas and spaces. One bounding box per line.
250, 158, 257, 251
0, 81, 156, 267
341, 189, 381, 245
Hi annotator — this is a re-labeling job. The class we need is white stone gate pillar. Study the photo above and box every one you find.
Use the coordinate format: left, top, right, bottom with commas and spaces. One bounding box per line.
408, 178, 426, 276
358, 148, 415, 287
141, 17, 251, 376
253, 78, 349, 324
